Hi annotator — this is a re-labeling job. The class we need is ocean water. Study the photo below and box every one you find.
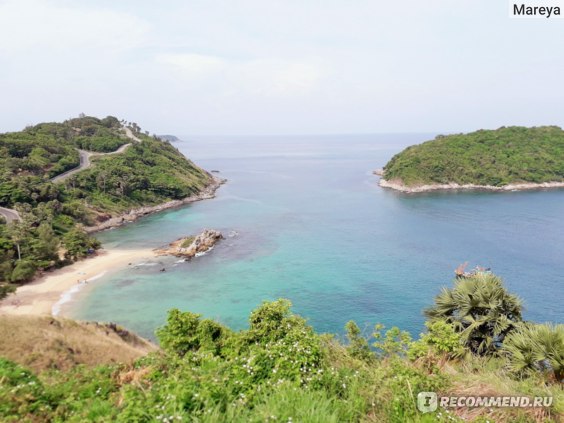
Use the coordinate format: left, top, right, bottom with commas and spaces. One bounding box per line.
66, 134, 564, 341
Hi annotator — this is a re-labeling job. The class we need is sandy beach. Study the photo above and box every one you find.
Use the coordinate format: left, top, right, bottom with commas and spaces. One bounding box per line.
0, 248, 155, 317
0, 177, 225, 319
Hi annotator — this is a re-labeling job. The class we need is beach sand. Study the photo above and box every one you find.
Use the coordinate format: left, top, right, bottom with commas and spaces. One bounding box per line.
0, 249, 155, 316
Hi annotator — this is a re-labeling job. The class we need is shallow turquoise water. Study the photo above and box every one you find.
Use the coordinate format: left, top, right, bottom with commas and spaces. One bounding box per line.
67, 134, 564, 340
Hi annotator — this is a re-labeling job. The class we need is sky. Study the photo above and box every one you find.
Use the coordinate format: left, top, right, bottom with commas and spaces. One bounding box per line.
0, 0, 563, 135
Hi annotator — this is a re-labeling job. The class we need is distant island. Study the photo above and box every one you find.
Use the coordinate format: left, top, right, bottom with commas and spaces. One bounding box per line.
157, 134, 181, 142
0, 115, 219, 293
379, 126, 564, 193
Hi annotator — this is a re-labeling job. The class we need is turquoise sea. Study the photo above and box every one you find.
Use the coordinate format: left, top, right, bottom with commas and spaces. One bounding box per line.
66, 134, 564, 340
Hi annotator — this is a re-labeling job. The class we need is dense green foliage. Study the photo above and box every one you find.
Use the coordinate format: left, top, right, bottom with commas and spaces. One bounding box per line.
0, 284, 562, 422
424, 272, 523, 355
69, 138, 211, 214
504, 323, 564, 381
383, 126, 564, 187
0, 115, 212, 286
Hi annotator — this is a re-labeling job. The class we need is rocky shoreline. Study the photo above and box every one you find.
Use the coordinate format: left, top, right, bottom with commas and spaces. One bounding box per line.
378, 176, 564, 193
84, 176, 225, 233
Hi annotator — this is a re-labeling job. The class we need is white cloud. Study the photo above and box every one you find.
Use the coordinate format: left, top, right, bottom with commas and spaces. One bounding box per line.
0, 0, 149, 55
156, 53, 226, 76
240, 60, 321, 97
156, 53, 321, 98
0, 0, 563, 134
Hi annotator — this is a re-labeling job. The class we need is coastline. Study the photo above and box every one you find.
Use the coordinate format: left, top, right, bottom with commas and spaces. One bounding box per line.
378, 177, 564, 193
0, 175, 225, 318
0, 249, 155, 317
84, 175, 225, 233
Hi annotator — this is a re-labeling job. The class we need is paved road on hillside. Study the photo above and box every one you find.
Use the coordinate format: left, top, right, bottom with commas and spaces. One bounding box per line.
50, 126, 141, 183
1, 127, 142, 224
0, 206, 21, 223
50, 149, 94, 183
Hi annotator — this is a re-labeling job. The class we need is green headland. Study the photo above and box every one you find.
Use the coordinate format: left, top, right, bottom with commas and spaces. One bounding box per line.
380, 126, 564, 192
0, 115, 215, 291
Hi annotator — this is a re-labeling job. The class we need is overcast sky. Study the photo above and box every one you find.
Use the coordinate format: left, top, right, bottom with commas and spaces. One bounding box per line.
0, 0, 562, 135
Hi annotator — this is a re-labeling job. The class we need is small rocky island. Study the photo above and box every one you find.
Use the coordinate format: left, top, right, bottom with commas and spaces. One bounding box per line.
378, 126, 564, 193
155, 229, 223, 258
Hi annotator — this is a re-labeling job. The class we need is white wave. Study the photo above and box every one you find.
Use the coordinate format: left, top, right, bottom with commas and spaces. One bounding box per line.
87, 272, 107, 282
195, 246, 214, 257
51, 271, 107, 316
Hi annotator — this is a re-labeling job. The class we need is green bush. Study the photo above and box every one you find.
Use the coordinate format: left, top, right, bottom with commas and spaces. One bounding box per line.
409, 320, 465, 360
503, 322, 564, 381
0, 298, 562, 422
424, 272, 523, 355
0, 358, 52, 419
63, 228, 100, 260
10, 259, 37, 283
156, 309, 231, 357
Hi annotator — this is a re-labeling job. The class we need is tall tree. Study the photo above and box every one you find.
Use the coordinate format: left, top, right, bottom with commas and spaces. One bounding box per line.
33, 223, 59, 262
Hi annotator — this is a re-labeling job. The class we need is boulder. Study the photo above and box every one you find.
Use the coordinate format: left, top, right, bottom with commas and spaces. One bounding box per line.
155, 229, 223, 258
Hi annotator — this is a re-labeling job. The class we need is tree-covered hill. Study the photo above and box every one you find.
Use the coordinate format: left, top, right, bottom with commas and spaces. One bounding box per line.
0, 115, 213, 288
382, 126, 564, 188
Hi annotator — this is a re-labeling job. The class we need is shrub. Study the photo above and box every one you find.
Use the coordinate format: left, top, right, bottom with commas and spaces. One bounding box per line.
424, 272, 523, 355
345, 320, 374, 362
409, 320, 465, 360
10, 259, 37, 283
156, 309, 231, 357
503, 322, 564, 382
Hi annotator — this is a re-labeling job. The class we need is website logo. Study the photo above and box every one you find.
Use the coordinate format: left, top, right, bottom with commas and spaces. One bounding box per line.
417, 392, 438, 413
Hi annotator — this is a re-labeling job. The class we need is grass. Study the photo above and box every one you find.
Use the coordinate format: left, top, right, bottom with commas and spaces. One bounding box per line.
0, 314, 156, 372
0, 301, 561, 422
180, 236, 196, 248
430, 355, 563, 422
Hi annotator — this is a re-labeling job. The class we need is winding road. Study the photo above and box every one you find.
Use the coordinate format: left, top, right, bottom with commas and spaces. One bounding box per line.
0, 207, 21, 223
50, 149, 94, 183
1, 126, 142, 224
50, 126, 141, 183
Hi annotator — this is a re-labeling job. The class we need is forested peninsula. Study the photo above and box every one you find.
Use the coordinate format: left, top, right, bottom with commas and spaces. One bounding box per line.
0, 115, 216, 294
379, 126, 564, 193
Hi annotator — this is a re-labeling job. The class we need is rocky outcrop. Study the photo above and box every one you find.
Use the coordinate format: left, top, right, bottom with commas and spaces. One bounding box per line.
155, 229, 223, 258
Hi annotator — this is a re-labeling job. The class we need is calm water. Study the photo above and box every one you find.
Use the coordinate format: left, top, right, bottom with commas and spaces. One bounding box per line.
66, 134, 564, 340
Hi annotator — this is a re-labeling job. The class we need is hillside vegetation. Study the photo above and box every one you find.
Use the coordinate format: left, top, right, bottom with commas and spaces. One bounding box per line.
0, 314, 156, 373
383, 126, 564, 187
0, 115, 212, 290
0, 273, 562, 422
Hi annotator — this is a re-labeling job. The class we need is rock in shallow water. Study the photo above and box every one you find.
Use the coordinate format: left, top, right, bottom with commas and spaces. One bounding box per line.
155, 229, 223, 258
